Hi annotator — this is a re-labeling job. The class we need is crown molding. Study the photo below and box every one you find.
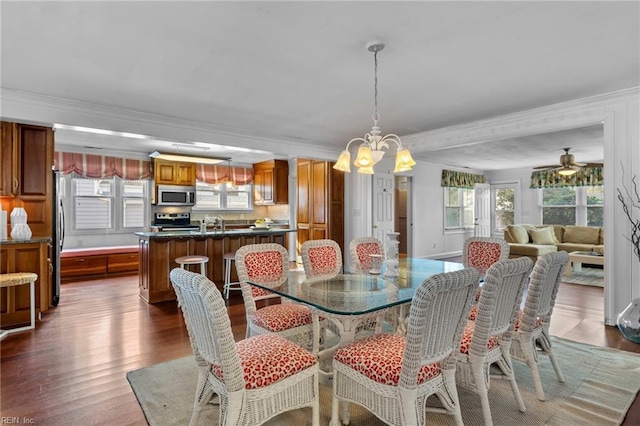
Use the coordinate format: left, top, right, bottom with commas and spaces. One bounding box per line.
402, 87, 640, 153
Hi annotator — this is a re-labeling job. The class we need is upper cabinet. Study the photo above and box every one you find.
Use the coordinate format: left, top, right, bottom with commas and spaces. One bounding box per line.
253, 159, 289, 205
0, 121, 54, 237
153, 159, 196, 186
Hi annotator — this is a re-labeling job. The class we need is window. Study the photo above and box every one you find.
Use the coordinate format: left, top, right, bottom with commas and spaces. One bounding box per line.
74, 178, 113, 229
68, 176, 149, 233
194, 181, 253, 210
122, 180, 145, 228
540, 186, 603, 226
444, 187, 474, 229
493, 187, 515, 232
586, 186, 604, 226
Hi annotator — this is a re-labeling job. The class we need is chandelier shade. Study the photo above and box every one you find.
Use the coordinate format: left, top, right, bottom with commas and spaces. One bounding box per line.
333, 41, 415, 174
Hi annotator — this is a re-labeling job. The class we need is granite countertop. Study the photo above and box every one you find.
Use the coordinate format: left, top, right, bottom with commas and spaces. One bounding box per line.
135, 228, 297, 238
1, 237, 52, 245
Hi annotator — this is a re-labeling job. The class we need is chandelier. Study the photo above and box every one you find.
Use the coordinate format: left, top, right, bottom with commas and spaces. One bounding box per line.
333, 42, 415, 174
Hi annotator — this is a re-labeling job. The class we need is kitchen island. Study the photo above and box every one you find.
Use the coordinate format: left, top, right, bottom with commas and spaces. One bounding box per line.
135, 228, 296, 303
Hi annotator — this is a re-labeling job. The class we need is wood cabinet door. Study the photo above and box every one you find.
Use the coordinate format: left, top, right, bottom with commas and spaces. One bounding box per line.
0, 122, 15, 197
16, 124, 53, 237
274, 162, 289, 204
175, 163, 195, 185
0, 242, 49, 327
154, 160, 177, 185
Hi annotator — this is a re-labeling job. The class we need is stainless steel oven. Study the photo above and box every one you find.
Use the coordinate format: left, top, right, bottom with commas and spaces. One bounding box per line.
157, 185, 196, 206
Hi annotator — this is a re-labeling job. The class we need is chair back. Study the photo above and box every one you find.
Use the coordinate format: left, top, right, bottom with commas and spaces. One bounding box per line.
349, 237, 383, 273
301, 239, 342, 278
169, 268, 245, 392
462, 237, 510, 276
399, 268, 480, 388
235, 243, 289, 288
519, 251, 569, 333
469, 257, 533, 357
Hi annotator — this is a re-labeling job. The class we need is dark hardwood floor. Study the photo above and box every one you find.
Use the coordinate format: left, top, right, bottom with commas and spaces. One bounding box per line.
1, 273, 638, 425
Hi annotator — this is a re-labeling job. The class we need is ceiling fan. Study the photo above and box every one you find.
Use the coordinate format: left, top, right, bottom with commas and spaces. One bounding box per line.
532, 147, 603, 176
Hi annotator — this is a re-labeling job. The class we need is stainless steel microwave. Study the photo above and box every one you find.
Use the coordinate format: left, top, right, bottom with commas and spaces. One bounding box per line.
157, 185, 196, 206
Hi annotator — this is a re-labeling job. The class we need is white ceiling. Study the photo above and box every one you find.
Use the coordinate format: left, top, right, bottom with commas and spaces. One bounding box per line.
2, 2, 637, 170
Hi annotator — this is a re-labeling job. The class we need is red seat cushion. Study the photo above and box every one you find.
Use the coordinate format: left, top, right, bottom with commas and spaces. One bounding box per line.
308, 246, 338, 275
211, 334, 317, 389
467, 241, 503, 275
252, 303, 313, 332
334, 334, 440, 386
513, 310, 542, 330
355, 242, 382, 270
459, 320, 499, 355
244, 250, 284, 282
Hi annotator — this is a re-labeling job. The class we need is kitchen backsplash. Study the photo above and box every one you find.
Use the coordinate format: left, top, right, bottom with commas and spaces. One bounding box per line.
190, 204, 289, 224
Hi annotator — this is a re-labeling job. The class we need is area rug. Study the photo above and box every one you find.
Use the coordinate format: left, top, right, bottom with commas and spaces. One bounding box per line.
127, 337, 639, 425
563, 267, 605, 287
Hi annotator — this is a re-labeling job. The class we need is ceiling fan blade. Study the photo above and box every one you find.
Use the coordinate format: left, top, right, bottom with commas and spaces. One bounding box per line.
570, 161, 587, 167
584, 162, 603, 167
533, 164, 560, 170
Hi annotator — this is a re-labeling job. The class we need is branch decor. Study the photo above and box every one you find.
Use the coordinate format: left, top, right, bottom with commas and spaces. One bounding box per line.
617, 166, 640, 263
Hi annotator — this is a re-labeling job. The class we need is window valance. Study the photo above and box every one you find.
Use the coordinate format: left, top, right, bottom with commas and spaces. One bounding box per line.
441, 169, 486, 189
530, 166, 604, 189
195, 164, 254, 185
54, 151, 153, 180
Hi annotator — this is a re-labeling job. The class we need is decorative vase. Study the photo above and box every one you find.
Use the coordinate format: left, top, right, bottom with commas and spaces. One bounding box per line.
11, 223, 32, 240
617, 298, 640, 344
384, 232, 401, 278
10, 207, 28, 227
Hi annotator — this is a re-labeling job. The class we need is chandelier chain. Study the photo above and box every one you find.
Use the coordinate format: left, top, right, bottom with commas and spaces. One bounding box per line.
373, 49, 379, 123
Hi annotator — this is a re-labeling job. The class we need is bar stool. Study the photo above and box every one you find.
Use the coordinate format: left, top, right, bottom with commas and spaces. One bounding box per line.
175, 255, 209, 275
0, 272, 38, 340
222, 251, 241, 299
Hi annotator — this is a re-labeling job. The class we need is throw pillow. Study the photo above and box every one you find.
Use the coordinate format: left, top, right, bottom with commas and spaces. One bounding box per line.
530, 227, 556, 245
536, 226, 561, 244
506, 225, 529, 244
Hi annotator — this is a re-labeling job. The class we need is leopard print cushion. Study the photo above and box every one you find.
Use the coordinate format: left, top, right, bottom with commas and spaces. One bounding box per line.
211, 334, 317, 389
466, 241, 503, 275
251, 286, 275, 298
244, 250, 284, 283
334, 334, 440, 385
252, 303, 313, 332
355, 242, 382, 270
459, 320, 499, 354
307, 246, 338, 275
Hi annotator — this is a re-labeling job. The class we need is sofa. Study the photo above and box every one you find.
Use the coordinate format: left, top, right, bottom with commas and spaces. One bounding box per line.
503, 224, 604, 261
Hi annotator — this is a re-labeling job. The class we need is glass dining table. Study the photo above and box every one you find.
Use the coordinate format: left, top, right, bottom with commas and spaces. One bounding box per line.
247, 257, 465, 380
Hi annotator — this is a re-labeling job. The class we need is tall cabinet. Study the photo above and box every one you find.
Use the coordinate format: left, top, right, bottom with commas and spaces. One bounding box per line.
0, 121, 54, 328
296, 159, 344, 258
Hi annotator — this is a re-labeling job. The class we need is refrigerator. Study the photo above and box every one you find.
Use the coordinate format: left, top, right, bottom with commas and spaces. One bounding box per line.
51, 170, 64, 306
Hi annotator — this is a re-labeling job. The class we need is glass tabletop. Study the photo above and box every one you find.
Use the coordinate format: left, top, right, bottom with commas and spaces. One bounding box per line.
248, 257, 464, 316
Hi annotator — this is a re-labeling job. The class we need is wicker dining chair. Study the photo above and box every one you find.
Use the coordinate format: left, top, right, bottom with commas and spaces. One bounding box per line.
169, 268, 320, 426
462, 237, 510, 277
330, 268, 480, 426
455, 257, 533, 426
235, 243, 316, 349
301, 239, 343, 278
349, 237, 384, 273
511, 251, 569, 401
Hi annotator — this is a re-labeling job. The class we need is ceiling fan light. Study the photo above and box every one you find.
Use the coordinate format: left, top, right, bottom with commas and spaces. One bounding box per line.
333, 150, 352, 172
557, 166, 578, 176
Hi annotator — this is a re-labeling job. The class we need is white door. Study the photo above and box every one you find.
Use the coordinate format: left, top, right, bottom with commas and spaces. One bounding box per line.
474, 183, 491, 237
372, 173, 395, 247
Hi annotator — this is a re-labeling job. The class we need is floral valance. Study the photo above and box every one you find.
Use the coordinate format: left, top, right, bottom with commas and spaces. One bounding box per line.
530, 166, 604, 188
195, 164, 254, 185
54, 151, 153, 180
441, 169, 486, 189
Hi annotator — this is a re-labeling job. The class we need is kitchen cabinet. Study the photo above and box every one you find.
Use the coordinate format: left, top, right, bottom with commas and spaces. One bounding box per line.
0, 241, 50, 327
297, 159, 345, 258
153, 159, 196, 186
137, 230, 289, 303
0, 121, 54, 237
253, 160, 288, 205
